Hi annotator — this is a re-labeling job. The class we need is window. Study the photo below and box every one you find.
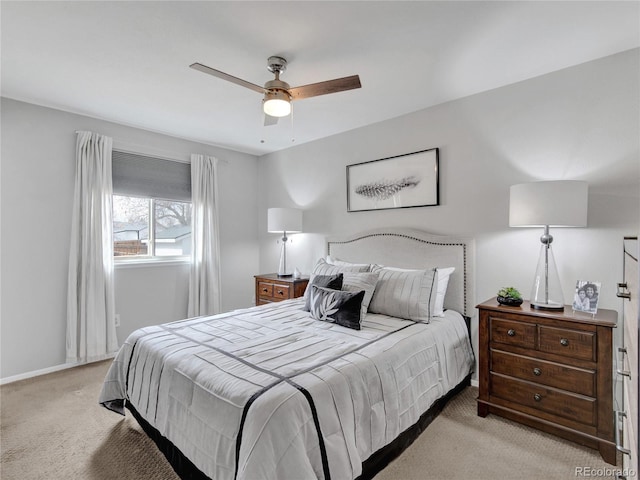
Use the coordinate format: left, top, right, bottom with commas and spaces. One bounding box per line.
112, 151, 191, 261
113, 196, 192, 258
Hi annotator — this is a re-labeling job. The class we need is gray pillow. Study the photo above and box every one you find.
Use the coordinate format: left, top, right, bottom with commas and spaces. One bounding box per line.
303, 273, 343, 311
341, 271, 379, 317
309, 285, 365, 330
368, 267, 438, 322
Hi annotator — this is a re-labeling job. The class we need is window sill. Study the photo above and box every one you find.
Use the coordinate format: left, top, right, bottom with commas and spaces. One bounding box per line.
114, 258, 191, 269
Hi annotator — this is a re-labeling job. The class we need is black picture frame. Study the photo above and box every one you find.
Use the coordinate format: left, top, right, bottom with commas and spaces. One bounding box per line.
346, 148, 439, 212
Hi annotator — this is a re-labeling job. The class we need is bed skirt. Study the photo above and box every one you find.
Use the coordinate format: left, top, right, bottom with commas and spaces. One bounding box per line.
126, 372, 472, 480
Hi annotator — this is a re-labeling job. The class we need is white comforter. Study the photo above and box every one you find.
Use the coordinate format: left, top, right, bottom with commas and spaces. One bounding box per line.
99, 299, 474, 480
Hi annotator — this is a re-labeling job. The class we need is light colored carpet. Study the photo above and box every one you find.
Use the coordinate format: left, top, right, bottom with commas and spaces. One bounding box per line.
1, 360, 619, 480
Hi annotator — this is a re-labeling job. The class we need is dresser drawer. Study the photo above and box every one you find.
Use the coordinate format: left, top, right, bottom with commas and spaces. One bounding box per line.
257, 281, 273, 298
539, 326, 595, 361
271, 283, 290, 300
490, 318, 536, 349
491, 349, 595, 396
490, 373, 596, 426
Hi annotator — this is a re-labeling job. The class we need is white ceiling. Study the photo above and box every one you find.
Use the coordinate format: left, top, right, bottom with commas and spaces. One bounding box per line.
2, 1, 639, 156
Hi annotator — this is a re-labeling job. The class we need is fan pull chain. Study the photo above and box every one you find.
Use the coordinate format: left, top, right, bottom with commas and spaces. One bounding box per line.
290, 104, 295, 144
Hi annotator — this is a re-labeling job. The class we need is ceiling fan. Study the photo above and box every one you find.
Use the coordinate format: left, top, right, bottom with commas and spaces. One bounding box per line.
190, 56, 361, 125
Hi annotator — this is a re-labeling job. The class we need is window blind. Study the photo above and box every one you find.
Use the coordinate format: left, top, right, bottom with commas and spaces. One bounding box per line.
112, 150, 191, 201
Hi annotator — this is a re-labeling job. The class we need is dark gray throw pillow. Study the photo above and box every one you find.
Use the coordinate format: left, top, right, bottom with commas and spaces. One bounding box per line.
309, 285, 365, 330
303, 273, 344, 311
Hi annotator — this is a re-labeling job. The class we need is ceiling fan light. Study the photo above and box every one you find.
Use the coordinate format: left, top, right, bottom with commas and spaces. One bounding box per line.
263, 91, 291, 117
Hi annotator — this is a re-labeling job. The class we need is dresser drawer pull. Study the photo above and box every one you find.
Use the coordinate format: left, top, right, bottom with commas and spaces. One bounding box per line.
616, 282, 631, 300
533, 368, 542, 376
276, 289, 284, 295
616, 368, 631, 378
617, 347, 631, 378
560, 338, 569, 347
615, 410, 631, 456
507, 329, 516, 337
533, 393, 542, 402
261, 288, 268, 293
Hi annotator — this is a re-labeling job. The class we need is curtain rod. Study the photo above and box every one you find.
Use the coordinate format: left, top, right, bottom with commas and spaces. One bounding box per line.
74, 130, 228, 164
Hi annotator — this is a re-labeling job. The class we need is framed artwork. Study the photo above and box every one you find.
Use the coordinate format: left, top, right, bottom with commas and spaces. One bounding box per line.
346, 148, 439, 212
572, 280, 601, 314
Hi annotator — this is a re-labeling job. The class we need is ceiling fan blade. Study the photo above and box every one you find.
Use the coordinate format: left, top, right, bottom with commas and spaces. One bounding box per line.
190, 62, 264, 94
264, 114, 279, 126
288, 75, 361, 100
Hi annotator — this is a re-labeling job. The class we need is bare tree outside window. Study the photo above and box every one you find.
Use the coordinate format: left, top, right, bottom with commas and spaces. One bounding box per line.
113, 195, 192, 258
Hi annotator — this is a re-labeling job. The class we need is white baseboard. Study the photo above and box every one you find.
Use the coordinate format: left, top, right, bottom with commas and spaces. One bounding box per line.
0, 354, 115, 386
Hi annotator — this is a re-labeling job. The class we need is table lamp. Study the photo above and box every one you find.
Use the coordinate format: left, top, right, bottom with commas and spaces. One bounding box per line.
267, 207, 302, 277
509, 180, 588, 309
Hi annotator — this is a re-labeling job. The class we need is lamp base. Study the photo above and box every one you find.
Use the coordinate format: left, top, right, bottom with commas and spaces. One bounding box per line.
277, 236, 291, 277
529, 240, 566, 312
531, 301, 565, 310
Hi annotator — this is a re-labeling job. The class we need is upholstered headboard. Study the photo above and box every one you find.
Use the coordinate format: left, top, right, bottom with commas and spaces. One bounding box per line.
326, 228, 475, 317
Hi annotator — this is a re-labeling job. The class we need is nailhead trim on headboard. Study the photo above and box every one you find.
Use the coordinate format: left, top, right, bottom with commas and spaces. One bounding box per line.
327, 231, 472, 318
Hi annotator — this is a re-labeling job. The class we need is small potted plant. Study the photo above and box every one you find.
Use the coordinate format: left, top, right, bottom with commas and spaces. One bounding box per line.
497, 287, 523, 307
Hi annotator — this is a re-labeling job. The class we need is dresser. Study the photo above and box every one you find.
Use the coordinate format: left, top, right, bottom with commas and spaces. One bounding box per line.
617, 237, 638, 477
477, 298, 618, 464
254, 273, 309, 306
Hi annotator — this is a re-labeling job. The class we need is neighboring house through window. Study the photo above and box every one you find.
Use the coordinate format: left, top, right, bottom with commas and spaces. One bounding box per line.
112, 150, 192, 261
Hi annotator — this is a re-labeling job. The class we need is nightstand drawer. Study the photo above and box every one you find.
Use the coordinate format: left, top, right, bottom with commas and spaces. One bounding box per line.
539, 326, 595, 361
272, 283, 290, 300
257, 281, 273, 298
491, 349, 595, 396
490, 373, 596, 426
490, 318, 536, 349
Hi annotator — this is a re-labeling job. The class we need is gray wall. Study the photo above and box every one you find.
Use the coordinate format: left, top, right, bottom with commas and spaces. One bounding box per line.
257, 50, 640, 366
1, 98, 260, 379
2, 49, 638, 381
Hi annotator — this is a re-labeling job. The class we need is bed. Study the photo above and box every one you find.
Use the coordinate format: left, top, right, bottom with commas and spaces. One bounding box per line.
99, 228, 475, 480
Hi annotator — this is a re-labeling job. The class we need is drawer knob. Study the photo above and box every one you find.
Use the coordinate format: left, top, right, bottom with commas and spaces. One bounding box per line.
507, 329, 516, 337
277, 289, 284, 295
533, 368, 542, 376
560, 338, 569, 347
533, 393, 542, 402
262, 288, 268, 293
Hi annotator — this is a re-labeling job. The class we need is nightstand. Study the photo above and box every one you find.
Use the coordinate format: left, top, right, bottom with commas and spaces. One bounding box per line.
254, 274, 309, 306
477, 297, 618, 465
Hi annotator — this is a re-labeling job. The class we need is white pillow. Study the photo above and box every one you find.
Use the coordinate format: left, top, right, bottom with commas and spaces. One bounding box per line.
370, 264, 455, 317
434, 267, 455, 317
312, 257, 370, 275
368, 266, 438, 322
325, 255, 371, 271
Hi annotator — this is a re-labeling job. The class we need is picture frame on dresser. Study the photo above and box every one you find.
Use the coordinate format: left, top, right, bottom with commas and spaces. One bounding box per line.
573, 280, 601, 314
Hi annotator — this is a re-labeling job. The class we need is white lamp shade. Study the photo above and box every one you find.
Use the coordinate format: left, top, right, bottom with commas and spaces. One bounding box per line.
509, 181, 588, 227
267, 208, 302, 233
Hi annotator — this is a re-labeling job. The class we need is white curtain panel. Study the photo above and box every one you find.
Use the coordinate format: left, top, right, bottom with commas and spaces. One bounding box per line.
66, 131, 118, 363
188, 154, 222, 317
